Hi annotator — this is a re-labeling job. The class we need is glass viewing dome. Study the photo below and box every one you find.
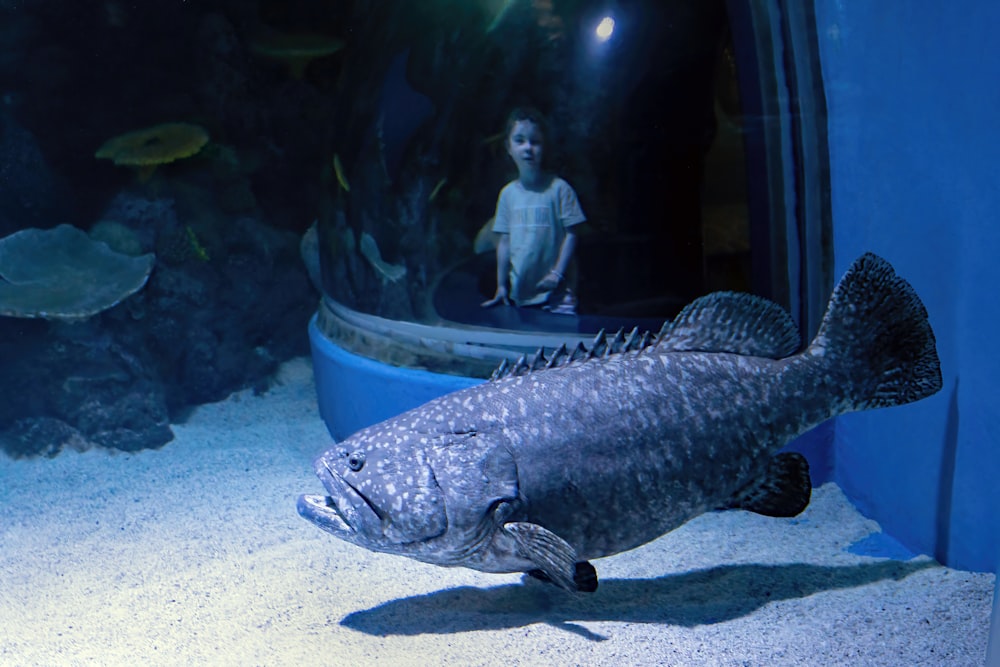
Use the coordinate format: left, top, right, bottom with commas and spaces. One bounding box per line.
309, 0, 824, 378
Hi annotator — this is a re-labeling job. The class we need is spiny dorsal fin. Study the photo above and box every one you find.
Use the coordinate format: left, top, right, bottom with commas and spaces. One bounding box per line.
604, 328, 627, 357
489, 327, 659, 382
588, 328, 608, 359
489, 358, 510, 381
546, 344, 569, 369
623, 327, 641, 352
490, 291, 798, 381
635, 329, 653, 351
656, 318, 671, 339
508, 354, 529, 377
656, 291, 801, 358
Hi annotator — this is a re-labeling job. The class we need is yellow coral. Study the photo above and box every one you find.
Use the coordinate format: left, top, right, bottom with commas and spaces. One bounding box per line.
95, 122, 209, 181
250, 32, 345, 79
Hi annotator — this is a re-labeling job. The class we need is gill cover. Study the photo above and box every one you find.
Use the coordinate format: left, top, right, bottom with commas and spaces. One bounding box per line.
424, 432, 521, 535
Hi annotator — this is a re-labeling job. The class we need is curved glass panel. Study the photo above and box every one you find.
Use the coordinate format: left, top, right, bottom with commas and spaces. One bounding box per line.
315, 0, 761, 373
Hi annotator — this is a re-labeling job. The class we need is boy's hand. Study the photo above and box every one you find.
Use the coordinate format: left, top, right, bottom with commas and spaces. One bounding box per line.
481, 286, 510, 308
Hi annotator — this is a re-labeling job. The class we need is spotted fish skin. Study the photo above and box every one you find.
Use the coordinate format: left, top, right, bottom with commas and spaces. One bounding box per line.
298, 253, 942, 592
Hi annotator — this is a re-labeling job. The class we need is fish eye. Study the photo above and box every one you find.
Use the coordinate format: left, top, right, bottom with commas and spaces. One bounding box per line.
347, 451, 366, 472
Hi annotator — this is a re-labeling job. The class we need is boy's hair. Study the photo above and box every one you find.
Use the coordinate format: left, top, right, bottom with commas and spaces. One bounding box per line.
504, 106, 549, 142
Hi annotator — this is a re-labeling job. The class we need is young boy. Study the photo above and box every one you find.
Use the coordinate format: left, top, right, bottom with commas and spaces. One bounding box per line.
481, 107, 586, 314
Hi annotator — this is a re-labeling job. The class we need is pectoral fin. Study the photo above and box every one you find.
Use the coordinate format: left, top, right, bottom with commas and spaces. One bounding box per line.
503, 522, 579, 592
720, 452, 811, 517
525, 560, 599, 593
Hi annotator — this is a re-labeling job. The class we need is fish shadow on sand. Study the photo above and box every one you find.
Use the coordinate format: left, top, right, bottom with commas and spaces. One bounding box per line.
341, 559, 937, 641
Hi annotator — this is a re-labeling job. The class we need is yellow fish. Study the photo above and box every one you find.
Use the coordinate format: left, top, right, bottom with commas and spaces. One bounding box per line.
184, 225, 210, 262
333, 154, 350, 192
428, 177, 447, 202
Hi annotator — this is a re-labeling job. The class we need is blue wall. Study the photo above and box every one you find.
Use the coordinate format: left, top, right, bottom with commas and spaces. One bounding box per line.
814, 2, 1000, 571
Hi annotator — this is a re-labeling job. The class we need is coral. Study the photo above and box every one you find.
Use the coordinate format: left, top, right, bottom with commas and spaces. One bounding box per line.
88, 219, 144, 257
95, 122, 210, 181
249, 31, 345, 79
0, 224, 155, 320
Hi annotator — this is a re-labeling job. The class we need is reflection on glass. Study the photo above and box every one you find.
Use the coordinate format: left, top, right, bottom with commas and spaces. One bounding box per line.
316, 1, 749, 372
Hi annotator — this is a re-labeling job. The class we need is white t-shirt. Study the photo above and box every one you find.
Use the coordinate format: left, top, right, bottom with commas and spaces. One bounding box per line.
492, 176, 586, 306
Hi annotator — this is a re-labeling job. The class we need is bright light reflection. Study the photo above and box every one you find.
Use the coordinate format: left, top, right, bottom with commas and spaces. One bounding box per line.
595, 16, 615, 42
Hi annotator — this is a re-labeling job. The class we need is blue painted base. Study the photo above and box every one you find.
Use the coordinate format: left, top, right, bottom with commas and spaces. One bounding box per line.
308, 315, 482, 441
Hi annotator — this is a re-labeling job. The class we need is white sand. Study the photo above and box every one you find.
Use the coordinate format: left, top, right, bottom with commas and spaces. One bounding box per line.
0, 358, 993, 666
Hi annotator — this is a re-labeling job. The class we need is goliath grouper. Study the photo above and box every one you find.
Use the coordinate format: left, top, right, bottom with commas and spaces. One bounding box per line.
298, 253, 941, 592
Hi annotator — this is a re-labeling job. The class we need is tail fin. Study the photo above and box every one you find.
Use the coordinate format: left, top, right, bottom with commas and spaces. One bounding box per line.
809, 253, 942, 410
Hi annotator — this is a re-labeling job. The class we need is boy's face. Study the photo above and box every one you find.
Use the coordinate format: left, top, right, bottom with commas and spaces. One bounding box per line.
507, 120, 544, 177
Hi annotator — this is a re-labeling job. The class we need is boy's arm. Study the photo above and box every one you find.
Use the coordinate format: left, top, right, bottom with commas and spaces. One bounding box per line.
482, 234, 511, 307
552, 231, 576, 277
495, 234, 511, 290
544, 180, 584, 285
537, 231, 577, 290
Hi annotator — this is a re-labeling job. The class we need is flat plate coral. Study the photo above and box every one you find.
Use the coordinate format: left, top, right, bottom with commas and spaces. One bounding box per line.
0, 224, 155, 320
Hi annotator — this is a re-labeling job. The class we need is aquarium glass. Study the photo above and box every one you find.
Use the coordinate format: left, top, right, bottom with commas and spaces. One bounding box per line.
307, 0, 809, 375
0, 2, 995, 665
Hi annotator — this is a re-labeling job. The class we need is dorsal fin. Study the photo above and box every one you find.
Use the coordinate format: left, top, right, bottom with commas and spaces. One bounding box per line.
604, 328, 626, 357
588, 328, 609, 358
635, 330, 653, 351
489, 327, 660, 382
489, 358, 510, 381
490, 291, 799, 381
545, 344, 569, 369
569, 342, 588, 362
529, 348, 547, 371
656, 291, 801, 358
622, 327, 641, 352
508, 354, 530, 377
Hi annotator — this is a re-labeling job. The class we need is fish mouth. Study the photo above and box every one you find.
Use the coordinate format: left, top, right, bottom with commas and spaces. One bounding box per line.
296, 458, 383, 539
296, 493, 355, 534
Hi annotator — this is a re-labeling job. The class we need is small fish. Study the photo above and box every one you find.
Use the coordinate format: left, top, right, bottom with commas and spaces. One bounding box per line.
184, 225, 209, 262
298, 254, 941, 592
359, 232, 406, 283
428, 177, 448, 203
333, 154, 350, 192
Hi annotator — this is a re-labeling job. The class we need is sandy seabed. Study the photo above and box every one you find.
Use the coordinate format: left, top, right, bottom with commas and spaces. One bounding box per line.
0, 358, 994, 667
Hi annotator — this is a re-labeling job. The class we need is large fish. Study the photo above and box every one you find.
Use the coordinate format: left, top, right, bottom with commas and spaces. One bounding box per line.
298, 253, 941, 592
